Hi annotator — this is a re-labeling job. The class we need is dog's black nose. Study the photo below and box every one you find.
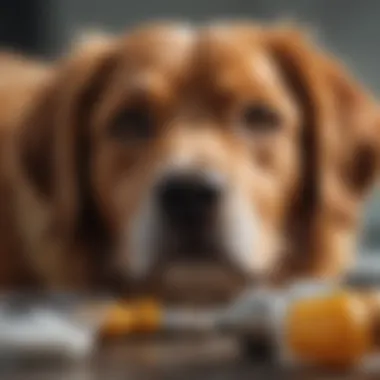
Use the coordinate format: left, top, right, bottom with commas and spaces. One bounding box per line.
157, 173, 223, 228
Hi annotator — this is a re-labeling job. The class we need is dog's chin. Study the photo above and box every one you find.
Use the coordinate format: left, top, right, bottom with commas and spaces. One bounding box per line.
132, 261, 251, 307
162, 263, 249, 306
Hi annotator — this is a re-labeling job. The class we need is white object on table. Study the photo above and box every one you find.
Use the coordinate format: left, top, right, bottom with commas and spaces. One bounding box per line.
0, 306, 96, 360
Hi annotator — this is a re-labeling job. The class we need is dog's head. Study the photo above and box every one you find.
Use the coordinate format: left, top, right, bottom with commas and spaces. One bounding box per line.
16, 22, 380, 303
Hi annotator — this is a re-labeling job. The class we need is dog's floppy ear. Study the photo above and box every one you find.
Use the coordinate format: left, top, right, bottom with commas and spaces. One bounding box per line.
17, 39, 118, 239
268, 27, 380, 278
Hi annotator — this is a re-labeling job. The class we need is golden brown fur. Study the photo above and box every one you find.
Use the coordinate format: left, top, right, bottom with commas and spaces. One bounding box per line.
0, 51, 53, 287
0, 22, 379, 300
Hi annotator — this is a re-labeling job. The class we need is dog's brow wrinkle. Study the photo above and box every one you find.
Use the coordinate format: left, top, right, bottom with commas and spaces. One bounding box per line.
165, 25, 195, 44
128, 72, 161, 93
251, 52, 281, 85
152, 24, 196, 45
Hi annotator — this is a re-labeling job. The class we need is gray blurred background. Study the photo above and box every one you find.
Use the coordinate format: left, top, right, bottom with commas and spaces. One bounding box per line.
1, 0, 380, 253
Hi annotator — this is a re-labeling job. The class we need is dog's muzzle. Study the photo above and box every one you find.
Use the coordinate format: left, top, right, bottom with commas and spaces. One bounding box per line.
156, 171, 225, 259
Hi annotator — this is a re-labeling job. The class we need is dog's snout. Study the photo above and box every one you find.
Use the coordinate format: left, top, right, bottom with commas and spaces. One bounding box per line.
157, 173, 223, 227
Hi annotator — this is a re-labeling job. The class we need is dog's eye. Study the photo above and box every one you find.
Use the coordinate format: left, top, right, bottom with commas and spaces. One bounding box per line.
240, 103, 281, 133
110, 107, 154, 141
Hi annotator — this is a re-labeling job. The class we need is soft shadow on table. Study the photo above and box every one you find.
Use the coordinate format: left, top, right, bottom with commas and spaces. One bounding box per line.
1, 336, 378, 380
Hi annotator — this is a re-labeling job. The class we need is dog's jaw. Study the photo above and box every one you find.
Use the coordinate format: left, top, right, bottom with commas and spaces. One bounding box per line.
221, 189, 263, 275
122, 195, 162, 281
118, 177, 269, 303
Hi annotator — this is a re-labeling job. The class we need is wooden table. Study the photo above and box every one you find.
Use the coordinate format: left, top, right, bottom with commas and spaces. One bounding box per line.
1, 269, 380, 380
1, 335, 378, 380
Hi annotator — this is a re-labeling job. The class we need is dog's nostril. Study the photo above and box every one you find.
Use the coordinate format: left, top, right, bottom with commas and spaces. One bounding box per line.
157, 174, 222, 226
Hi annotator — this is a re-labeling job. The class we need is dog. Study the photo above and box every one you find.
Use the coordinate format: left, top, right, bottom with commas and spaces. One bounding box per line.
0, 51, 54, 288
0, 22, 379, 304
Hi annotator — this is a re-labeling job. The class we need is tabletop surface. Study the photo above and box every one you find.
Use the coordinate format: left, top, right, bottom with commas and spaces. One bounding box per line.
1, 335, 379, 380
1, 260, 380, 380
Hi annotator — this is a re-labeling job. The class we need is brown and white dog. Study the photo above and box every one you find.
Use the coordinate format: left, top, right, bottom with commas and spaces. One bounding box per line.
0, 22, 379, 304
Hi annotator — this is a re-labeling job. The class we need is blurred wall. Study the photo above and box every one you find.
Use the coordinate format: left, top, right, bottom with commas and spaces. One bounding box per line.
0, 0, 52, 56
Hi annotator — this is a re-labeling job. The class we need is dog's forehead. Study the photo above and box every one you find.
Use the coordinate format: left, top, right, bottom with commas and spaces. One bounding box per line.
119, 24, 282, 91
122, 24, 196, 70
195, 26, 281, 88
